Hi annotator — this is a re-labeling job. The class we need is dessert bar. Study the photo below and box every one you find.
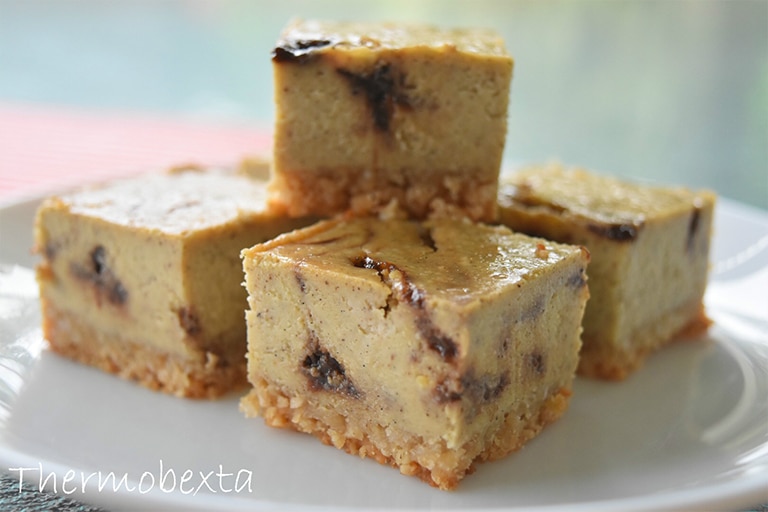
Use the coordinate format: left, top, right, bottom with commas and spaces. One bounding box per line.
240, 216, 589, 488
35, 165, 313, 398
498, 163, 716, 380
269, 19, 513, 222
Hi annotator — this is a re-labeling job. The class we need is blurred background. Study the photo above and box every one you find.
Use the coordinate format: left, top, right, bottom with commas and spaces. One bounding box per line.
0, 0, 766, 209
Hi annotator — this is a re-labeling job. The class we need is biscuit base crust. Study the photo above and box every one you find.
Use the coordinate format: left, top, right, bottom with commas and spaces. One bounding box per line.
40, 299, 247, 399
268, 168, 498, 222
240, 377, 571, 490
577, 301, 711, 381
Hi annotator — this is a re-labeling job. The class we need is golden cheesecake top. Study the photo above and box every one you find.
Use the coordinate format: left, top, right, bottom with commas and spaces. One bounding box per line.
42, 166, 271, 235
244, 217, 586, 304
273, 18, 510, 62
498, 163, 716, 226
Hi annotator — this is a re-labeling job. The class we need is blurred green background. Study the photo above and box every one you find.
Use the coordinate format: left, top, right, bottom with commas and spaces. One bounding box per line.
1, 0, 766, 208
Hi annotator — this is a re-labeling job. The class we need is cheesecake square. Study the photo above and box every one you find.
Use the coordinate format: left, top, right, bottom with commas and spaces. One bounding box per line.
240, 217, 589, 489
268, 19, 513, 222
34, 165, 314, 398
498, 163, 716, 380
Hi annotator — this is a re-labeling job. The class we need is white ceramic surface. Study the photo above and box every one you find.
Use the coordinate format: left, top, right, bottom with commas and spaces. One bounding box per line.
0, 195, 767, 512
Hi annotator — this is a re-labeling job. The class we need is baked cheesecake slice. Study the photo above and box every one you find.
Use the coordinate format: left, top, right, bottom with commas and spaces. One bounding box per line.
34, 164, 314, 398
498, 163, 716, 380
240, 217, 589, 489
269, 18, 513, 222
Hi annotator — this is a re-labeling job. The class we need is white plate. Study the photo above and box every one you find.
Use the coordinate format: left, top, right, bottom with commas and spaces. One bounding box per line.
1, 194, 767, 512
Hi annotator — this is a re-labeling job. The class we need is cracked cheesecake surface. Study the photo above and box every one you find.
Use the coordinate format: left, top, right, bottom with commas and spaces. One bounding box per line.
240, 217, 589, 489
498, 163, 716, 380
268, 19, 513, 222
34, 165, 314, 398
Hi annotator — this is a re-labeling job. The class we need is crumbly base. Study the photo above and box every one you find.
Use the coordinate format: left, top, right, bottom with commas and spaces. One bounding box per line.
40, 299, 247, 399
268, 168, 498, 222
240, 377, 571, 490
578, 302, 711, 380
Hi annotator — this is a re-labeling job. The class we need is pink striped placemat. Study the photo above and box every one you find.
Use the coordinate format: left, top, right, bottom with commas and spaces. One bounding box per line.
0, 103, 272, 202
